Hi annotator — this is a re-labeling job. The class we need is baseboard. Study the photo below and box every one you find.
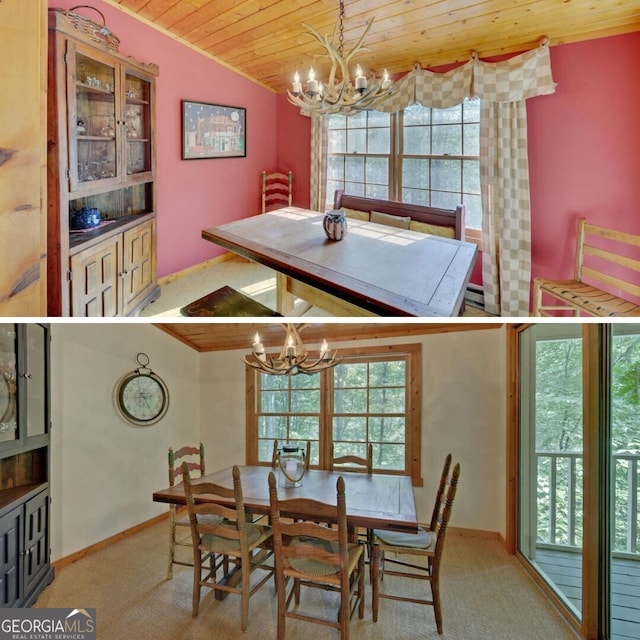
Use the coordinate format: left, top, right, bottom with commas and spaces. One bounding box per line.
51, 512, 169, 572
158, 253, 246, 286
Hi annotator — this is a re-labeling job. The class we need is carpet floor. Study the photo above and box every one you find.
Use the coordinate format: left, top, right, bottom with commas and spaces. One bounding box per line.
35, 521, 578, 640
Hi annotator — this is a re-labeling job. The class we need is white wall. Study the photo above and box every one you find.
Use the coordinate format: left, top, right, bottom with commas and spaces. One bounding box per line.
49, 322, 201, 561
199, 326, 507, 538
49, 323, 507, 563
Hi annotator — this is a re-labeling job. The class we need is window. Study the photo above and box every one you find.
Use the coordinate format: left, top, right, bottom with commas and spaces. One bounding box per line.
326, 100, 481, 233
246, 343, 422, 484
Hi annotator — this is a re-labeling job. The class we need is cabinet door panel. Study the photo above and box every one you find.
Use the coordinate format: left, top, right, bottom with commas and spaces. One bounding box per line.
0, 505, 22, 608
24, 324, 47, 438
122, 220, 155, 315
23, 490, 49, 596
0, 324, 18, 445
70, 237, 122, 317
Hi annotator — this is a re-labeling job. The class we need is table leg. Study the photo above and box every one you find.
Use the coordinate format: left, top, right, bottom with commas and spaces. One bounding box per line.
276, 273, 296, 315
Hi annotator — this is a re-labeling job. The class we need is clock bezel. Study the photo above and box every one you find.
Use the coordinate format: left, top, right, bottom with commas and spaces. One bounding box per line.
114, 370, 169, 426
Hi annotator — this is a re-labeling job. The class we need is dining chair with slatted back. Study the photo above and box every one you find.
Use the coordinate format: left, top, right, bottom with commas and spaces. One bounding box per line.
262, 171, 293, 212
329, 442, 373, 473
182, 463, 274, 631
330, 443, 374, 558
371, 458, 460, 635
268, 471, 365, 640
167, 443, 206, 578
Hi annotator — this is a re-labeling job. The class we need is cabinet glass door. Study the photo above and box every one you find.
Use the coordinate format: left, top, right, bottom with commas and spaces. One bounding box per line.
70, 49, 119, 190
24, 324, 47, 438
0, 324, 17, 443
124, 71, 152, 177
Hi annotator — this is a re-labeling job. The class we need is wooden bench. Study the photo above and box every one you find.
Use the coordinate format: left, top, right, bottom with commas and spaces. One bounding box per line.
533, 217, 640, 317
333, 190, 465, 241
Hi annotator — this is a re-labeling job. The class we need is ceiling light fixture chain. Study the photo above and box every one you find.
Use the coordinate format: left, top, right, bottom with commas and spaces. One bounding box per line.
241, 324, 343, 376
288, 0, 394, 115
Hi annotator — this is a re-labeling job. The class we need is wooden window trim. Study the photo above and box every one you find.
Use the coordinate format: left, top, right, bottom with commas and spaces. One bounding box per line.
246, 342, 422, 486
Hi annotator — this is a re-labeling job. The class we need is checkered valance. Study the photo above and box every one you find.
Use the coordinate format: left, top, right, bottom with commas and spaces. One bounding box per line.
377, 44, 556, 111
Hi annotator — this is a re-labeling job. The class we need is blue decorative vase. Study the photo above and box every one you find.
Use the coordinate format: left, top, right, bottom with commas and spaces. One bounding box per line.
323, 210, 347, 241
71, 207, 101, 230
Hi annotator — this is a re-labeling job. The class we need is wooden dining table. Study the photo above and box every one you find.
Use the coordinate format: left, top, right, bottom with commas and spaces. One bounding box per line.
152, 465, 419, 534
201, 207, 477, 317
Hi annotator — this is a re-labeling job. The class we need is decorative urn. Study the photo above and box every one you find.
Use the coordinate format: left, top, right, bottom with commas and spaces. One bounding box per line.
323, 210, 347, 241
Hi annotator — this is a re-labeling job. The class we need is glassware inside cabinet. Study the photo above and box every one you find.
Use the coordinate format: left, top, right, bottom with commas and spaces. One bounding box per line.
125, 73, 152, 175
0, 324, 17, 443
74, 53, 117, 186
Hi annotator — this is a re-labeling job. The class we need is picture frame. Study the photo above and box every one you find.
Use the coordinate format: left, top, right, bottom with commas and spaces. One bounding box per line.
182, 100, 246, 159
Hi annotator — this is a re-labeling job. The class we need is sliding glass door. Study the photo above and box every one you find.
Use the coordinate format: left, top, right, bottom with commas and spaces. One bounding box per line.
516, 323, 640, 640
519, 324, 584, 622
609, 325, 640, 640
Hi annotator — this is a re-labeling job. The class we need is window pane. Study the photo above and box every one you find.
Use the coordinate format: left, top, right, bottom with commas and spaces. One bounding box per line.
402, 158, 429, 189
369, 360, 405, 386
291, 389, 320, 412
370, 388, 405, 413
368, 110, 391, 127
370, 417, 406, 442
334, 388, 368, 412
432, 124, 462, 155
329, 113, 347, 129
347, 129, 366, 153
402, 187, 429, 205
260, 373, 288, 390
463, 159, 480, 194
366, 183, 389, 199
432, 158, 461, 191
329, 128, 346, 153
404, 126, 430, 155
463, 193, 482, 229
333, 416, 367, 442
328, 156, 344, 180
367, 127, 390, 154
345, 181, 365, 196
404, 104, 430, 126
258, 414, 288, 439
375, 443, 405, 470
260, 389, 289, 412
290, 415, 319, 440
326, 180, 344, 204
432, 190, 462, 209
463, 98, 480, 123
365, 157, 388, 185
347, 111, 367, 128
335, 363, 368, 387
345, 156, 365, 182
464, 123, 479, 156
432, 104, 462, 124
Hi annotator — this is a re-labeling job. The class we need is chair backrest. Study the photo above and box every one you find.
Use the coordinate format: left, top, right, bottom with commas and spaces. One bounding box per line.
268, 471, 349, 575
575, 217, 640, 301
182, 463, 252, 551
262, 171, 293, 213
169, 444, 204, 487
329, 443, 373, 473
431, 462, 460, 573
429, 453, 452, 532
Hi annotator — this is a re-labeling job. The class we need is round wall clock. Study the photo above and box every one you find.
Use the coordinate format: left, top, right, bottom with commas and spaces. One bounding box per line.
114, 353, 169, 426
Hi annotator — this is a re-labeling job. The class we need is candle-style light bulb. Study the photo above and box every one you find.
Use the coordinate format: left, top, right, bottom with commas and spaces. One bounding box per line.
320, 339, 330, 360
355, 65, 367, 92
253, 332, 265, 361
286, 335, 296, 358
381, 68, 391, 89
307, 67, 318, 95
292, 71, 302, 95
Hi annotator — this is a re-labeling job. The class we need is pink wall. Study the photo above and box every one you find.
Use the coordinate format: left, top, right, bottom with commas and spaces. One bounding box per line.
528, 32, 640, 286
50, 0, 278, 277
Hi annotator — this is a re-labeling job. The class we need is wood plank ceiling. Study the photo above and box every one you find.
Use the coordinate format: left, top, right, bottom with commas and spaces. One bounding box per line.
155, 322, 503, 352
112, 0, 640, 93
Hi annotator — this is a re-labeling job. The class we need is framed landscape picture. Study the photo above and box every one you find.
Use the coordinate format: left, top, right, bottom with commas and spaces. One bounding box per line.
182, 100, 246, 159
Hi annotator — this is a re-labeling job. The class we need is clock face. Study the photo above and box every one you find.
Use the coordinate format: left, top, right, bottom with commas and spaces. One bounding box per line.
115, 372, 169, 426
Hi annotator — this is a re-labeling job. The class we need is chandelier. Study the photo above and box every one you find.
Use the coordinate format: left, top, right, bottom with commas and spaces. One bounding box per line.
287, 0, 394, 115
242, 324, 342, 376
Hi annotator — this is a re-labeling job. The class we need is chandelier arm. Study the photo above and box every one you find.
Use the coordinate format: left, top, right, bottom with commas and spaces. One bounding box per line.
343, 17, 374, 66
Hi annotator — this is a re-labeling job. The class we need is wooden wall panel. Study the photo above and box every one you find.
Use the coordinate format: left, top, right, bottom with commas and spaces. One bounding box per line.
0, 0, 47, 316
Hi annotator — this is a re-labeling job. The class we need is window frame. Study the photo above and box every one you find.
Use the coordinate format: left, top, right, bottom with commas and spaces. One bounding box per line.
245, 342, 423, 486
326, 101, 481, 245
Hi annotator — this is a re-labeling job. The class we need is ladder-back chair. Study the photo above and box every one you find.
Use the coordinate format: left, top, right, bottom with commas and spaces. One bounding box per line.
262, 171, 293, 212
371, 455, 460, 635
268, 471, 365, 640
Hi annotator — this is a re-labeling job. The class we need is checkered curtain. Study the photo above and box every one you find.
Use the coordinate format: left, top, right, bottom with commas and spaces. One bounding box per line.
474, 46, 556, 315
310, 114, 328, 211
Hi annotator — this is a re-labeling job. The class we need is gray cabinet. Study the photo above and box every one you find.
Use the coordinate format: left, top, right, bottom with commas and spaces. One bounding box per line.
0, 323, 53, 606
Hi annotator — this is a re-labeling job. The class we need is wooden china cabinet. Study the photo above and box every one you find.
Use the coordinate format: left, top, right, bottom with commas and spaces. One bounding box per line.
0, 323, 54, 607
47, 10, 160, 316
